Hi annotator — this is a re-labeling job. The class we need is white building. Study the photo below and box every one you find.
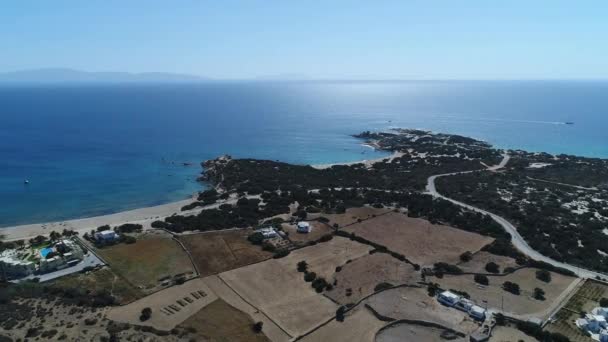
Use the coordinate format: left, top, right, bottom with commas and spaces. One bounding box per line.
468, 305, 486, 320
437, 291, 461, 307
454, 298, 473, 312
297, 222, 311, 233
258, 228, 278, 239
95, 230, 119, 242
0, 250, 35, 278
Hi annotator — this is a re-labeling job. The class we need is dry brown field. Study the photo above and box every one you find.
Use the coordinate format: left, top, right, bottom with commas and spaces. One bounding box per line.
309, 206, 393, 228
107, 278, 218, 331
51, 267, 143, 305
219, 237, 371, 337
326, 253, 418, 304
179, 229, 272, 277
490, 326, 535, 342
436, 268, 578, 319
96, 234, 195, 291
179, 299, 270, 342
279, 235, 372, 279
375, 322, 467, 342
344, 212, 493, 265
300, 306, 384, 342
281, 221, 333, 244
457, 251, 519, 273
366, 286, 479, 334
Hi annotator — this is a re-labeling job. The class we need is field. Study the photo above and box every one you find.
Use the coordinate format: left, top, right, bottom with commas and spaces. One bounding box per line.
179, 229, 272, 277
309, 206, 393, 228
546, 279, 608, 342
326, 253, 418, 304
435, 268, 578, 319
179, 299, 270, 342
96, 233, 196, 291
344, 212, 494, 266
376, 322, 467, 342
366, 286, 479, 334
300, 306, 385, 342
219, 237, 371, 337
281, 221, 333, 244
490, 326, 534, 342
107, 278, 218, 331
51, 267, 143, 304
457, 251, 519, 274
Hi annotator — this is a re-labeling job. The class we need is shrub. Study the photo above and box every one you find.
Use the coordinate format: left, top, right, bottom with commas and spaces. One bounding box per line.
485, 262, 500, 274
248, 232, 264, 245
536, 269, 552, 283
336, 306, 346, 322
434, 262, 463, 274
374, 282, 394, 292
273, 249, 290, 259
252, 322, 263, 333
600, 297, 608, 307
335, 266, 342, 272
304, 272, 317, 282
319, 234, 333, 242
502, 281, 520, 295
297, 261, 308, 272
312, 278, 328, 293
533, 287, 545, 301
474, 274, 489, 286
151, 221, 168, 229
140, 308, 152, 322
460, 251, 473, 262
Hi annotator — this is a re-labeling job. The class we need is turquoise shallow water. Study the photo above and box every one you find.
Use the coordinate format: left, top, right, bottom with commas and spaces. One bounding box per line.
1, 80, 607, 227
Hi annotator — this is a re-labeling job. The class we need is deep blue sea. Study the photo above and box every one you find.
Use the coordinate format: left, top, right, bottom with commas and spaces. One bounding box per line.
1, 81, 607, 227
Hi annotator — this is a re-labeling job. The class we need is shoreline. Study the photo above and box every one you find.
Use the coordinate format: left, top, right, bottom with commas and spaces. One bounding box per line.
1, 152, 395, 242
0, 197, 194, 242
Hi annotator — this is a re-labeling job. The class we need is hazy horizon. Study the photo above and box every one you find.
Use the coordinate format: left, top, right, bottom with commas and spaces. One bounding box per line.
3, 1, 608, 80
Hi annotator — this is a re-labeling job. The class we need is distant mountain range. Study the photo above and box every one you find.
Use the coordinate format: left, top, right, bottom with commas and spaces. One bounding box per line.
0, 68, 209, 83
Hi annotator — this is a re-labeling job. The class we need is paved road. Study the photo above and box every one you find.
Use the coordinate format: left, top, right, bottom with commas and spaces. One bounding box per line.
425, 153, 606, 280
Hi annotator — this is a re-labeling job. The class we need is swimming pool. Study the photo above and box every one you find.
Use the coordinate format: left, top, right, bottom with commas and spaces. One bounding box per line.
40, 247, 54, 258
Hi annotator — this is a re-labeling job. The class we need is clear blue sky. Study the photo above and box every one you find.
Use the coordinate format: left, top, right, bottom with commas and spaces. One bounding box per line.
2, 1, 608, 79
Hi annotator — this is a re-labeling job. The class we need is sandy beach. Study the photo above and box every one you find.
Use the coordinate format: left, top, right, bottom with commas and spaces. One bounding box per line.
311, 151, 403, 169
0, 198, 195, 242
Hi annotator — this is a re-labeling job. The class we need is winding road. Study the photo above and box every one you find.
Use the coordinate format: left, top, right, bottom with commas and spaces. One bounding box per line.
425, 153, 605, 280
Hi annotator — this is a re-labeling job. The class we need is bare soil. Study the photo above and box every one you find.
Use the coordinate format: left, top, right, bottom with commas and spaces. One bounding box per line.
344, 212, 494, 266
310, 207, 393, 228
457, 251, 519, 274
179, 229, 272, 277
300, 306, 384, 342
326, 253, 419, 304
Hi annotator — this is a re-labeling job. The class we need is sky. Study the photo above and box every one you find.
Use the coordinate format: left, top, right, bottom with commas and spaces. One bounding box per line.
2, 1, 608, 80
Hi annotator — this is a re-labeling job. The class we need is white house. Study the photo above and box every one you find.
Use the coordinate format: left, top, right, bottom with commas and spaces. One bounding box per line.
468, 305, 486, 321
258, 228, 278, 239
297, 222, 311, 233
454, 298, 473, 312
95, 230, 119, 242
0, 250, 35, 278
437, 291, 460, 307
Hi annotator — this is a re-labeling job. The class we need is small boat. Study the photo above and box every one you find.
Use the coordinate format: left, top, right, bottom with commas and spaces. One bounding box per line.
24, 179, 29, 184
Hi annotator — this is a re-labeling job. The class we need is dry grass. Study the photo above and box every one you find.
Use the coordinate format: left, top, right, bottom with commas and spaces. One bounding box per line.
376, 322, 467, 342
301, 306, 384, 342
51, 267, 143, 304
96, 235, 195, 291
366, 286, 479, 334
457, 251, 519, 273
310, 207, 393, 228
326, 253, 418, 304
436, 268, 577, 319
179, 299, 270, 342
344, 212, 493, 266
179, 229, 272, 277
107, 278, 218, 331
218, 237, 370, 337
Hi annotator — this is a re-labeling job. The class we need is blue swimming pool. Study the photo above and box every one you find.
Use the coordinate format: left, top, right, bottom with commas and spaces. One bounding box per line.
40, 247, 54, 258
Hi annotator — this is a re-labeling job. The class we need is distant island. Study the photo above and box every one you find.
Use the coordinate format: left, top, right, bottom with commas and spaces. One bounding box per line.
0, 68, 209, 83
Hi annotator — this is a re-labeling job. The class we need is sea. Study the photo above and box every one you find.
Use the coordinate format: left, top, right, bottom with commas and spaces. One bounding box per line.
1, 80, 607, 227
